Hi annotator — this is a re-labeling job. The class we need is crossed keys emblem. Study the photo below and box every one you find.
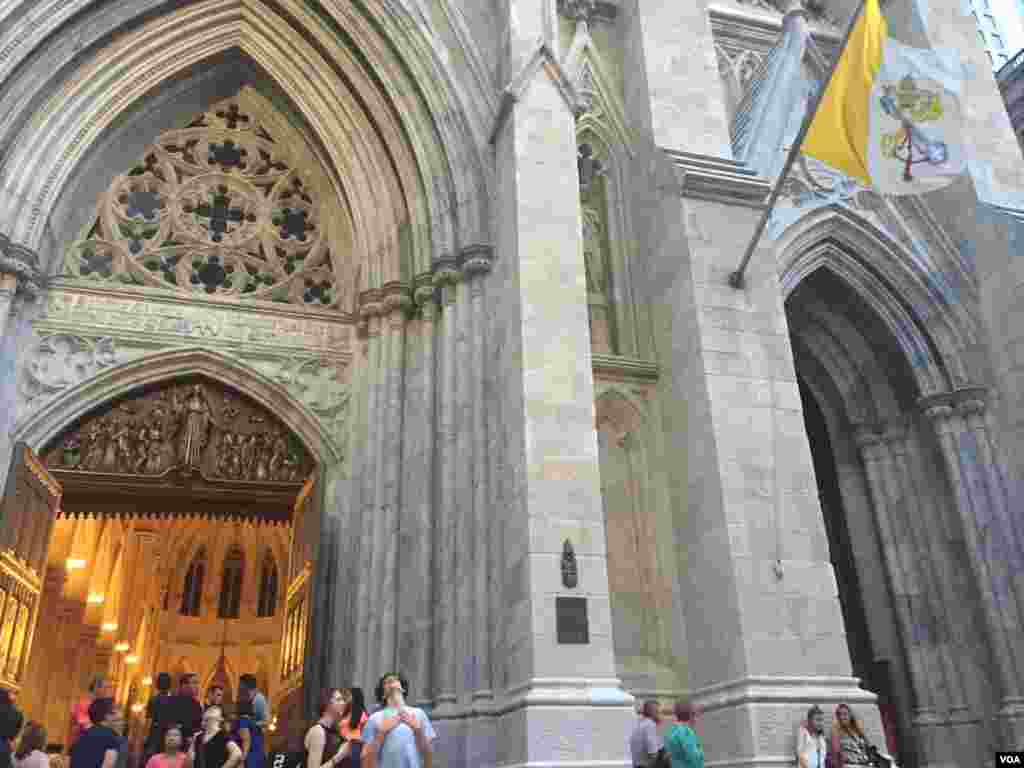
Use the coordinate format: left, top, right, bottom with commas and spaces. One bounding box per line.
879, 75, 950, 182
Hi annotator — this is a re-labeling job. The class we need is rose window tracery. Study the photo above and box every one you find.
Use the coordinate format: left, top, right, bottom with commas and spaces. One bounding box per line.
62, 101, 342, 307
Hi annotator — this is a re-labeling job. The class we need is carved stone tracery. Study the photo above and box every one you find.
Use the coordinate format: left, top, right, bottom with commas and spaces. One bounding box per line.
42, 378, 313, 483
60, 99, 345, 308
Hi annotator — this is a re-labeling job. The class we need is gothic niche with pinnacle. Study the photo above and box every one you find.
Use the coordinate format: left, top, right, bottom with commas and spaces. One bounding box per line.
60, 98, 342, 308
42, 378, 313, 485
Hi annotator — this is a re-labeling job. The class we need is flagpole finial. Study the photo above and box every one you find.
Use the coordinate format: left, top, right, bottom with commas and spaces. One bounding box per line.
728, 270, 746, 290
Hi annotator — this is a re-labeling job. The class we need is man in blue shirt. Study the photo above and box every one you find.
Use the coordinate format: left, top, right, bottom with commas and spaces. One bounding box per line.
362, 673, 434, 768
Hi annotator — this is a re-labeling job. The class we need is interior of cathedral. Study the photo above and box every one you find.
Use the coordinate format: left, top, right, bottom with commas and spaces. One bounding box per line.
0, 376, 320, 753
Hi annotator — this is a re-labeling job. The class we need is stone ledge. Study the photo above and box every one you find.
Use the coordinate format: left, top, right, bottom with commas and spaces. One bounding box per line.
666, 151, 771, 209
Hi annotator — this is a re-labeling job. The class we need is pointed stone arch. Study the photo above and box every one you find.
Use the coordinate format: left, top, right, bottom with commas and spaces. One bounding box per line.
776, 206, 982, 398
0, 0, 494, 285
13, 347, 339, 467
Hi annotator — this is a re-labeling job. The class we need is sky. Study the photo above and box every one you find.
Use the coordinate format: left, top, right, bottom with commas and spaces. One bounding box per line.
994, 0, 1024, 63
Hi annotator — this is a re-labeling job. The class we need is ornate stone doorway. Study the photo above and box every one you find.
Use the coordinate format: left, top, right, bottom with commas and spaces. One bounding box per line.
6, 368, 334, 755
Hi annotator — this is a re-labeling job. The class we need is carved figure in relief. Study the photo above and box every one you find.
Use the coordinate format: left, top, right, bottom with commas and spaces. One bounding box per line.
82, 422, 107, 470
144, 425, 167, 474
254, 434, 270, 481
268, 433, 289, 480
582, 207, 606, 295
175, 384, 213, 468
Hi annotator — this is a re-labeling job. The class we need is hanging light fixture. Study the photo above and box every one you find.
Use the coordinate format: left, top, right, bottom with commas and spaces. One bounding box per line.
114, 642, 130, 652
87, 593, 105, 604
66, 558, 87, 571
102, 622, 118, 632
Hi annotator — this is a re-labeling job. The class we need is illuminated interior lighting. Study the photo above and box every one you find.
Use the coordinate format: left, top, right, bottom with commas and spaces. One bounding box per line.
131, 704, 144, 714
114, 642, 130, 652
65, 558, 87, 571
101, 623, 118, 632
125, 655, 138, 665
87, 593, 105, 604
142, 677, 152, 686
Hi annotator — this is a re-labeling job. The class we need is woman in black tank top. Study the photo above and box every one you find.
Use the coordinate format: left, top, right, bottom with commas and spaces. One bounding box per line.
191, 707, 242, 768
303, 690, 348, 768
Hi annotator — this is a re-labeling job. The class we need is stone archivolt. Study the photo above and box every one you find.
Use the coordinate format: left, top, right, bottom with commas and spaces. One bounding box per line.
61, 99, 344, 308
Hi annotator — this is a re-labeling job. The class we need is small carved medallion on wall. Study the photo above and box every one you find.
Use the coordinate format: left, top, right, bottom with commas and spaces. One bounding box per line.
562, 540, 578, 589
42, 377, 313, 483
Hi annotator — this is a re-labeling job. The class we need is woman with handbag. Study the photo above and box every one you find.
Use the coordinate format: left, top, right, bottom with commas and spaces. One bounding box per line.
830, 705, 895, 768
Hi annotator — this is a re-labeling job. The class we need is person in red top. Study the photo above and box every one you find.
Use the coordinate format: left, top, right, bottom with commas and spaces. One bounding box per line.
68, 679, 113, 753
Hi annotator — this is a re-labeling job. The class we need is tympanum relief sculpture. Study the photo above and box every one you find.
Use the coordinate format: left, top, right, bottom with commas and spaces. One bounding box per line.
43, 379, 312, 483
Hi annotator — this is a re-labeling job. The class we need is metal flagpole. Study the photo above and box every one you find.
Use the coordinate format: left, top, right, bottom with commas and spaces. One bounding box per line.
728, 0, 868, 290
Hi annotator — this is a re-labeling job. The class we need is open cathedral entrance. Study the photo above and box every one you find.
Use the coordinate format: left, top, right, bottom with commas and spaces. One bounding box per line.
0, 374, 328, 757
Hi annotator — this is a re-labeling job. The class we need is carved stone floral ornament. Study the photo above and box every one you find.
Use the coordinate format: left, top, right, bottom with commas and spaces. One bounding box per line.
42, 377, 313, 484
60, 100, 344, 308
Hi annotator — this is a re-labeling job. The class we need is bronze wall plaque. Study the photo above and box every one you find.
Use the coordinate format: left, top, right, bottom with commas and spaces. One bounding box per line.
556, 596, 589, 645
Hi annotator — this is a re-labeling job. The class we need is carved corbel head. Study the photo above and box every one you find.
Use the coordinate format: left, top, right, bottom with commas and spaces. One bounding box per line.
0, 233, 43, 300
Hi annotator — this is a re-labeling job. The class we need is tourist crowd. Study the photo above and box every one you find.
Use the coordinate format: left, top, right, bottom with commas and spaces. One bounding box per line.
0, 671, 432, 768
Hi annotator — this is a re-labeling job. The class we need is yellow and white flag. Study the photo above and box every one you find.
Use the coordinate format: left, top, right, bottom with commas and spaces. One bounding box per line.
801, 0, 966, 196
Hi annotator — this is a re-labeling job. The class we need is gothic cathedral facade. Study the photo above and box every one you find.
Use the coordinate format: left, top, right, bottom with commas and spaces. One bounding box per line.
0, 0, 1023, 766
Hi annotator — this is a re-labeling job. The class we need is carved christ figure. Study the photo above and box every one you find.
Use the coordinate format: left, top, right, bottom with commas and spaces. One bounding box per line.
177, 384, 212, 468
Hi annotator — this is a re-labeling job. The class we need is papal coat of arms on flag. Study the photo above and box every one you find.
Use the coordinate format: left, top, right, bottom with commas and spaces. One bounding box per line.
867, 40, 967, 195
800, 0, 968, 197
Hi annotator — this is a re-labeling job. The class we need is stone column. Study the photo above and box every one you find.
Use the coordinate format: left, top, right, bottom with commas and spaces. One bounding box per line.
482, 0, 636, 762
433, 260, 460, 713
354, 293, 384, 687
891, 430, 977, 754
375, 284, 410, 676
855, 427, 944, 766
960, 396, 1024, 623
924, 400, 1024, 747
397, 274, 437, 704
462, 246, 493, 704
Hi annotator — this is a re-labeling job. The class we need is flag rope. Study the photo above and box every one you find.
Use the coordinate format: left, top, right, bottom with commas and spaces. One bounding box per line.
728, 0, 868, 290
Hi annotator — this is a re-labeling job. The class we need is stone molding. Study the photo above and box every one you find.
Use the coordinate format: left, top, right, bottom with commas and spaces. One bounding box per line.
688, 675, 877, 713
591, 354, 660, 382
490, 41, 587, 146
0, 234, 43, 299
24, 290, 353, 454
666, 150, 771, 208
918, 385, 990, 419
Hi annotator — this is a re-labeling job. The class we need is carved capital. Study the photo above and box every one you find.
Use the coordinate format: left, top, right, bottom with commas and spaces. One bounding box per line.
358, 289, 385, 319
413, 272, 437, 310
557, 0, 617, 23
957, 398, 987, 419
460, 244, 494, 279
881, 423, 908, 447
922, 403, 955, 430
381, 282, 413, 321
0, 234, 43, 299
853, 426, 885, 456
432, 258, 461, 288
